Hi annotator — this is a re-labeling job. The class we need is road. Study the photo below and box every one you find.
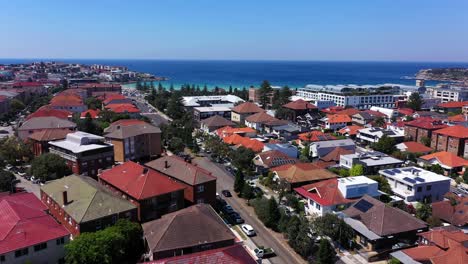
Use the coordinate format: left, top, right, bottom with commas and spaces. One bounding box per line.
193, 156, 306, 264
13, 173, 40, 198
131, 97, 171, 127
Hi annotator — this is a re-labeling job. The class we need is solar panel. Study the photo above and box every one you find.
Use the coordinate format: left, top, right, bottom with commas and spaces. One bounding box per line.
384, 170, 395, 175
413, 169, 421, 173
415, 177, 425, 182
353, 199, 374, 213
403, 177, 416, 184
392, 169, 401, 173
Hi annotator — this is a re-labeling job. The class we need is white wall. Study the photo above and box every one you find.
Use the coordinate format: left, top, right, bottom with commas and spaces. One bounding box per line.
2, 235, 69, 264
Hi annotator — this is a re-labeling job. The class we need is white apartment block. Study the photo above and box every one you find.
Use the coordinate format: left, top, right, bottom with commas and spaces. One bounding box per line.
426, 85, 468, 103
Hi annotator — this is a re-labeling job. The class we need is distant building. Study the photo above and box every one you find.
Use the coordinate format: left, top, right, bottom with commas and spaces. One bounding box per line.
340, 150, 404, 174
356, 127, 404, 145
18, 116, 76, 141
430, 125, 468, 158
282, 99, 318, 122
182, 95, 244, 109
49, 94, 87, 113
426, 85, 468, 103
72, 83, 122, 97
199, 115, 235, 133
230, 102, 264, 124
309, 139, 356, 159
418, 151, 468, 176
193, 106, 231, 121
48, 131, 114, 177
321, 114, 352, 130
434, 101, 468, 113
404, 118, 448, 144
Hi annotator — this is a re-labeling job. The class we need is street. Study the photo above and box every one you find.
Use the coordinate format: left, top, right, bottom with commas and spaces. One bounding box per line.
193, 156, 307, 264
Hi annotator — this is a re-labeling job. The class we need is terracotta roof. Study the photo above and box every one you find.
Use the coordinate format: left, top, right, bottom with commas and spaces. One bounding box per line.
399, 141, 433, 153
433, 125, 468, 139
110, 119, 147, 126
0, 192, 69, 255
237, 138, 265, 153
402, 245, 444, 262
102, 94, 127, 104
419, 228, 468, 250
215, 126, 256, 138
327, 114, 352, 123
99, 161, 186, 200
80, 109, 100, 119
432, 196, 468, 227
294, 178, 356, 206
419, 151, 468, 168
223, 134, 245, 145
19, 116, 76, 131
448, 114, 468, 122
405, 118, 448, 130
335, 108, 360, 117
26, 105, 72, 120
343, 195, 428, 236
363, 109, 387, 118
232, 102, 264, 114
104, 120, 161, 139
13, 82, 43, 87
146, 156, 216, 186
256, 150, 298, 168
50, 94, 84, 107
200, 115, 235, 127
311, 160, 336, 169
437, 101, 468, 108
245, 112, 277, 123
321, 106, 345, 114
105, 103, 140, 113
320, 147, 354, 162
431, 245, 468, 264
142, 204, 236, 254
28, 128, 72, 142
338, 125, 363, 136
273, 163, 337, 183
298, 130, 337, 142
283, 99, 317, 110
397, 108, 415, 116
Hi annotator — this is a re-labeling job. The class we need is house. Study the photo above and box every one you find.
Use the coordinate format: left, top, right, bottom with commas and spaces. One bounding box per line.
73, 83, 122, 97
295, 176, 379, 216
18, 116, 76, 141
98, 161, 186, 222
352, 112, 374, 126
245, 111, 279, 132
215, 126, 257, 139
229, 137, 265, 153
356, 127, 404, 145
199, 114, 235, 133
379, 167, 451, 203
26, 105, 72, 120
193, 106, 232, 122
145, 156, 217, 206
309, 139, 356, 159
80, 109, 100, 119
271, 123, 304, 141
263, 142, 298, 158
297, 130, 336, 145
48, 131, 114, 177
404, 118, 448, 144
390, 227, 468, 264
282, 99, 318, 121
105, 103, 140, 117
321, 114, 352, 130
49, 94, 87, 113
432, 195, 468, 228
28, 128, 72, 156
340, 149, 404, 174
338, 125, 363, 138
395, 141, 433, 154
272, 163, 337, 191
431, 125, 468, 158
231, 102, 264, 125
142, 204, 237, 261
418, 151, 468, 176
40, 175, 137, 238
104, 119, 162, 162
253, 150, 297, 173
434, 101, 468, 113
342, 196, 428, 261
101, 93, 132, 105
321, 147, 355, 163
0, 192, 70, 264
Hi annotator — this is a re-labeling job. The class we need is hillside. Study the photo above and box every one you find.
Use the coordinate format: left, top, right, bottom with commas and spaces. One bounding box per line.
416, 68, 468, 82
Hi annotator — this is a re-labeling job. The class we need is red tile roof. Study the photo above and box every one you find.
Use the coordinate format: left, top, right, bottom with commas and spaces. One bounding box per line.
28, 128, 72, 142
433, 125, 468, 139
402, 245, 444, 262
215, 126, 256, 138
102, 94, 127, 104
295, 178, 356, 206
437, 101, 468, 108
338, 125, 363, 136
321, 106, 345, 114
327, 114, 352, 123
298, 130, 336, 142
448, 114, 468, 123
399, 141, 433, 153
273, 163, 337, 183
335, 108, 360, 117
232, 102, 264, 114
405, 117, 448, 130
420, 151, 468, 168
26, 105, 72, 120
99, 161, 186, 200
245, 111, 278, 123
363, 109, 387, 118
111, 119, 147, 127
432, 196, 468, 227
105, 103, 140, 113
80, 109, 100, 119
50, 94, 84, 107
320, 147, 354, 162
223, 134, 245, 145
237, 137, 265, 153
397, 108, 415, 116
0, 192, 69, 255
283, 99, 317, 110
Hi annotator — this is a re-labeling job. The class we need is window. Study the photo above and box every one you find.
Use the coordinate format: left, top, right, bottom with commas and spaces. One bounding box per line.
407, 186, 413, 191
15, 248, 28, 258
0, 255, 5, 262
417, 187, 422, 192
56, 237, 65, 245
34, 242, 47, 252
316, 204, 321, 210
197, 185, 205, 193
426, 185, 432, 191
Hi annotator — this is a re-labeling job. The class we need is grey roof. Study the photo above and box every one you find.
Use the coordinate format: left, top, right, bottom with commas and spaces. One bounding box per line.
390, 251, 422, 264
344, 217, 381, 240
104, 122, 161, 139
19, 116, 76, 131
200, 115, 235, 127
353, 112, 373, 119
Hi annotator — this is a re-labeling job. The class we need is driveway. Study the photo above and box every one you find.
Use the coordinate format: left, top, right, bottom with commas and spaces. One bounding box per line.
193, 156, 307, 264
13, 173, 40, 198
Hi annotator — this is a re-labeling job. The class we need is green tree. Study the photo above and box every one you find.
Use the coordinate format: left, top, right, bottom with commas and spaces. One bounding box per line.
371, 135, 396, 154
388, 258, 402, 264
275, 107, 294, 120
266, 197, 281, 230
415, 202, 432, 221
241, 184, 255, 200
463, 170, 468, 184
420, 136, 431, 147
316, 239, 335, 264
0, 170, 17, 192
286, 215, 301, 240
30, 153, 71, 181
85, 97, 102, 110
291, 221, 314, 258
278, 86, 293, 106
429, 164, 444, 175
407, 92, 424, 111
168, 137, 185, 154
258, 80, 272, 109
135, 80, 143, 90
311, 213, 354, 249
374, 116, 386, 127
426, 216, 442, 228
338, 168, 350, 177
234, 170, 245, 194
10, 99, 25, 113
0, 136, 33, 164
349, 164, 364, 176
368, 175, 393, 195
230, 147, 255, 171
78, 113, 103, 135
166, 92, 185, 119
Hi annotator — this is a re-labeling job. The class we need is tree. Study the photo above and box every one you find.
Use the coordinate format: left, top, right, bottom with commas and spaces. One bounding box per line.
349, 164, 364, 176
85, 97, 102, 110
0, 136, 33, 164
286, 216, 301, 240
234, 170, 245, 194
388, 258, 402, 264
266, 197, 281, 230
429, 164, 444, 175
168, 137, 185, 154
420, 136, 431, 147
258, 80, 272, 109
368, 175, 393, 195
278, 86, 293, 106
374, 117, 386, 127
241, 184, 255, 200
10, 99, 25, 113
30, 153, 71, 181
316, 239, 335, 264
0, 170, 16, 192
311, 214, 354, 249
463, 170, 468, 184
78, 113, 103, 135
407, 92, 423, 111
371, 135, 396, 154
338, 168, 350, 177
275, 107, 294, 120
135, 80, 143, 90
415, 202, 432, 221
230, 147, 254, 172
426, 216, 442, 228
166, 92, 185, 120
291, 221, 314, 258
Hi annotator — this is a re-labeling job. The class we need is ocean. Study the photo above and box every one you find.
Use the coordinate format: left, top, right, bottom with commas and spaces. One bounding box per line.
1, 59, 468, 89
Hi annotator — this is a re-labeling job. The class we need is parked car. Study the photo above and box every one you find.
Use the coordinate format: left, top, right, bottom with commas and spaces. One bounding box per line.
241, 224, 256, 236
5, 164, 13, 170
229, 212, 244, 224
222, 190, 232, 197
223, 205, 234, 214
254, 247, 275, 258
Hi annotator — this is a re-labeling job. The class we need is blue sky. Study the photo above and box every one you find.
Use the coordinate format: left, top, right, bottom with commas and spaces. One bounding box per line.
1, 0, 467, 61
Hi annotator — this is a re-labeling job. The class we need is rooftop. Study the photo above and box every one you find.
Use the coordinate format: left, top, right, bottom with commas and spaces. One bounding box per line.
26, 105, 72, 120
298, 130, 337, 142
283, 99, 317, 110
200, 115, 235, 127
379, 167, 450, 186
273, 163, 337, 183
49, 131, 112, 153
232, 102, 264, 114
396, 141, 433, 153
104, 119, 161, 139
433, 125, 468, 139
182, 95, 244, 107
295, 178, 357, 206
193, 106, 232, 112
432, 196, 468, 227
255, 150, 298, 168
342, 150, 403, 167
326, 114, 352, 123
28, 128, 72, 142
405, 117, 448, 130
419, 151, 468, 169
19, 116, 76, 131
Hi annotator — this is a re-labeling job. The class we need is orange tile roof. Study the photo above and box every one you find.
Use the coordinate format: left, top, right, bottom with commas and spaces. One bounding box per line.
406, 118, 448, 130
49, 94, 84, 107
400, 141, 433, 153
80, 109, 100, 119
420, 151, 468, 168
448, 114, 468, 123
237, 138, 264, 153
26, 105, 72, 120
338, 125, 362, 136
432, 196, 468, 227
273, 163, 337, 183
215, 126, 256, 138
402, 245, 445, 262
223, 134, 245, 145
335, 108, 360, 117
437, 101, 468, 108
283, 99, 317, 110
397, 108, 415, 116
433, 125, 468, 139
105, 103, 140, 113
327, 114, 352, 123
245, 112, 277, 123
321, 106, 345, 114
295, 178, 356, 206
298, 130, 336, 142
232, 102, 264, 114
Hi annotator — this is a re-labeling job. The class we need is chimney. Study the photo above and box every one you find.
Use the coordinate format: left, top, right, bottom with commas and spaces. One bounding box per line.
143, 168, 149, 174
62, 191, 68, 205
165, 160, 169, 169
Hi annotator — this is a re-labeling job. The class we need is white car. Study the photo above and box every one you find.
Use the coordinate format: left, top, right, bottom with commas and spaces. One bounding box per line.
241, 224, 255, 236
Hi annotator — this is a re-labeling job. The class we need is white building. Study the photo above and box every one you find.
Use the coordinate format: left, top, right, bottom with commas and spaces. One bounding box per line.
356, 127, 404, 144
309, 139, 356, 158
426, 85, 468, 103
296, 84, 401, 109
182, 95, 244, 108
340, 149, 404, 174
369, 106, 398, 119
379, 167, 451, 203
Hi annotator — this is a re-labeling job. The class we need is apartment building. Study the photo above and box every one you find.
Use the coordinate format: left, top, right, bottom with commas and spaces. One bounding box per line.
426, 85, 468, 103
430, 125, 468, 158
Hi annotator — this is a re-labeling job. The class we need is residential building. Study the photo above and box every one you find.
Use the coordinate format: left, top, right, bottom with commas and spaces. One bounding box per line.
253, 150, 297, 173
356, 127, 404, 145
48, 131, 114, 177
340, 149, 404, 174
49, 94, 87, 113
418, 151, 468, 175
431, 125, 468, 158
282, 99, 318, 121
146, 156, 217, 206
104, 119, 162, 162
105, 103, 140, 117
18, 116, 76, 141
26, 105, 72, 120
231, 102, 264, 124
351, 112, 375, 126
0, 192, 70, 264
28, 129, 72, 156
223, 135, 265, 153
338, 125, 363, 138
142, 204, 237, 261
309, 139, 356, 159
297, 130, 337, 145
426, 85, 468, 103
182, 95, 244, 109
271, 123, 304, 141
272, 163, 337, 191
193, 106, 231, 121
342, 196, 428, 261
321, 114, 352, 130
395, 141, 433, 154
320, 147, 355, 163
101, 93, 132, 105
72, 83, 122, 97
245, 111, 280, 132
215, 126, 257, 139
296, 84, 400, 109
199, 115, 235, 133
40, 175, 137, 238
263, 142, 298, 158
432, 195, 468, 228
434, 101, 468, 113
295, 176, 379, 216
99, 162, 185, 222
404, 118, 448, 144
379, 167, 451, 203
